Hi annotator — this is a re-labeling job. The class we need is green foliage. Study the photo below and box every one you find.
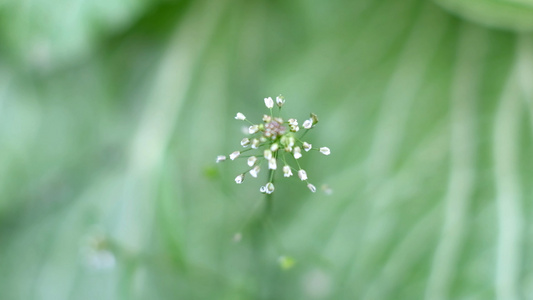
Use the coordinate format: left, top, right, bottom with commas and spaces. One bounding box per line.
1, 0, 533, 299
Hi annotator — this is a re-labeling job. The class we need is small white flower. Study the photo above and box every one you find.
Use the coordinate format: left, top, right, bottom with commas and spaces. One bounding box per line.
288, 118, 298, 126
235, 174, 244, 184
302, 119, 313, 129
265, 182, 275, 194
268, 158, 277, 170
249, 125, 259, 134
229, 151, 240, 160
290, 125, 300, 132
263, 114, 272, 122
251, 139, 260, 149
298, 169, 308, 181
276, 95, 285, 107
241, 138, 250, 147
247, 156, 257, 167
264, 149, 272, 160
307, 183, 317, 193
270, 143, 279, 152
250, 165, 260, 178
319, 147, 331, 155
283, 165, 293, 177
260, 186, 267, 193
260, 136, 267, 143
235, 112, 246, 120
287, 136, 295, 147
264, 97, 274, 109
293, 147, 302, 159
216, 155, 226, 163
303, 142, 312, 152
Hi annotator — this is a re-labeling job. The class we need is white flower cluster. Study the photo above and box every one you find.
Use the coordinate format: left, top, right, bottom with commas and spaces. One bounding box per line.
216, 95, 330, 194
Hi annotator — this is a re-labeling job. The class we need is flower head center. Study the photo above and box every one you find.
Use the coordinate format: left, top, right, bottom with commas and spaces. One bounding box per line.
263, 119, 286, 140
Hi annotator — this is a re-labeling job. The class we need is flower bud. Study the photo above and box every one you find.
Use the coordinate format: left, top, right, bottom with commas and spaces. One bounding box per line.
283, 165, 293, 177
298, 169, 308, 181
247, 156, 257, 167
229, 151, 240, 160
302, 119, 313, 129
249, 125, 259, 134
235, 112, 246, 120
310, 113, 319, 124
268, 158, 277, 170
264, 97, 274, 109
263, 114, 272, 122
264, 149, 272, 160
241, 138, 250, 147
265, 182, 275, 194
303, 142, 312, 152
293, 147, 302, 159
319, 147, 331, 155
307, 183, 316, 193
216, 155, 226, 163
235, 174, 244, 184
251, 138, 260, 149
276, 95, 285, 107
250, 165, 260, 178
288, 118, 298, 126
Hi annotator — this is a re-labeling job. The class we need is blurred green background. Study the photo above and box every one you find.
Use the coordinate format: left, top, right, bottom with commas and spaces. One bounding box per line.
1, 0, 533, 299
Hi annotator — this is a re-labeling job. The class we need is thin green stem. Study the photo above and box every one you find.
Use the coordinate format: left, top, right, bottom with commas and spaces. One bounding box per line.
299, 129, 311, 140
292, 153, 303, 170
244, 119, 255, 126
268, 158, 276, 183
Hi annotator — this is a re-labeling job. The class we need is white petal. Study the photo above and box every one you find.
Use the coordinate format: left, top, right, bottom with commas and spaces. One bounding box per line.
264, 149, 272, 160
319, 147, 331, 155
265, 182, 275, 194
249, 125, 259, 134
268, 158, 277, 170
247, 156, 257, 167
229, 151, 240, 160
283, 165, 293, 177
298, 169, 308, 181
216, 155, 226, 163
307, 183, 316, 193
303, 119, 313, 129
250, 166, 260, 178
303, 142, 312, 152
270, 143, 279, 152
293, 147, 302, 160
264, 97, 274, 109
276, 96, 285, 107
235, 112, 246, 120
241, 138, 250, 147
251, 139, 260, 149
260, 186, 267, 193
288, 137, 295, 147
235, 174, 244, 184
